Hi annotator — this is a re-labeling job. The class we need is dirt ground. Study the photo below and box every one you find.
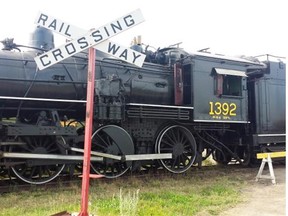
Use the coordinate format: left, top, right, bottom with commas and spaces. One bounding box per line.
219, 164, 286, 216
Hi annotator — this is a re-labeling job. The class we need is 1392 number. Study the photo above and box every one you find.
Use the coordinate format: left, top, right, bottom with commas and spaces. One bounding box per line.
209, 102, 237, 116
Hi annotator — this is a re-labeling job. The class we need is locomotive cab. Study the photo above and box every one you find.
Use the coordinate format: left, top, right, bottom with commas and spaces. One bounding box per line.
180, 52, 262, 123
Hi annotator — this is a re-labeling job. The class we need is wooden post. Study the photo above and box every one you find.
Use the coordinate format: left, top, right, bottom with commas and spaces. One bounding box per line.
78, 47, 96, 216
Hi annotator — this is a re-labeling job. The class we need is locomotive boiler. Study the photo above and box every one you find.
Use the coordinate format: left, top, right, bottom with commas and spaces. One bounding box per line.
0, 27, 285, 184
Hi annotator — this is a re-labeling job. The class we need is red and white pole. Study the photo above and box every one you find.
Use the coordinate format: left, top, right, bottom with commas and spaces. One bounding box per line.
78, 47, 96, 216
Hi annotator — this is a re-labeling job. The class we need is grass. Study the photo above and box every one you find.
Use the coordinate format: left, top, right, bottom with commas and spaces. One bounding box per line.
0, 167, 247, 216
119, 188, 140, 216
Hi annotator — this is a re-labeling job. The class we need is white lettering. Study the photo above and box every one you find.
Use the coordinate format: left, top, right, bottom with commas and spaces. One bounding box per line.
107, 42, 120, 55
132, 52, 142, 63
100, 41, 146, 67
34, 9, 145, 70
35, 12, 82, 37
119, 49, 128, 60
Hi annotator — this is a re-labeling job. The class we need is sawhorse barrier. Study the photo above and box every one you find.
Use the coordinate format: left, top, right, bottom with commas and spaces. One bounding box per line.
255, 151, 286, 184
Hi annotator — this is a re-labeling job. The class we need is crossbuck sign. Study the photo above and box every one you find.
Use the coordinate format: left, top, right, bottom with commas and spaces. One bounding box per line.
34, 9, 145, 70
33, 10, 146, 216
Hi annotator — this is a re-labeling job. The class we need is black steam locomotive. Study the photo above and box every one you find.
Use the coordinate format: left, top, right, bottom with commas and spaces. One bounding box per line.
0, 27, 285, 184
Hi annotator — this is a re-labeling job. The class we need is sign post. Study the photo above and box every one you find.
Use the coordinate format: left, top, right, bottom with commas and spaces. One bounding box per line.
79, 47, 96, 216
33, 9, 145, 216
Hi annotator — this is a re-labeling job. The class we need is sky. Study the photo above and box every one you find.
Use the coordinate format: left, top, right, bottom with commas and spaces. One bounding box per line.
0, 0, 287, 58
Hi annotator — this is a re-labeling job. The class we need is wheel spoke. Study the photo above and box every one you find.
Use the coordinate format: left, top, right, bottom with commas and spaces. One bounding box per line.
46, 166, 52, 177
21, 145, 32, 152
182, 140, 190, 148
92, 141, 108, 151
161, 139, 174, 147
165, 133, 176, 145
172, 157, 178, 168
29, 167, 37, 179
27, 137, 36, 149
45, 142, 55, 151
20, 167, 26, 176
96, 134, 110, 147
106, 135, 113, 146
159, 147, 173, 152
38, 166, 43, 178
182, 154, 191, 164
47, 147, 58, 153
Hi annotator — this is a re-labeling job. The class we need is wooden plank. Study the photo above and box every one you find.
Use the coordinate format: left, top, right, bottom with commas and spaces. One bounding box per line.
256, 151, 286, 159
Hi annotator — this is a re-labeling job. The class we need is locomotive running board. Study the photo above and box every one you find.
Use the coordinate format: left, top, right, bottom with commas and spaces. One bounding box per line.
70, 147, 172, 161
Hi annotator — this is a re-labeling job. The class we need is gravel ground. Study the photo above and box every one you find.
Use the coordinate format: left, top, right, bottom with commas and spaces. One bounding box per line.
219, 164, 286, 216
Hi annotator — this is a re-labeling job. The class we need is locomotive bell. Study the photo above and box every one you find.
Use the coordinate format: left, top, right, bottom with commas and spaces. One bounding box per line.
29, 26, 55, 50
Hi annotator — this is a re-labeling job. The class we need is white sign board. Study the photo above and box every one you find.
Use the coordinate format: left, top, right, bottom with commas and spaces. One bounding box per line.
34, 12, 146, 68
34, 9, 145, 70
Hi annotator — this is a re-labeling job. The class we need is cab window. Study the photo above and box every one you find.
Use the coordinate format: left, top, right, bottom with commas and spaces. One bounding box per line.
213, 68, 246, 97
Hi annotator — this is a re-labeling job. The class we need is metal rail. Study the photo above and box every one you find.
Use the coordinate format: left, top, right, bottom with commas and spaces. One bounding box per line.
70, 147, 172, 161
0, 96, 86, 103
0, 152, 102, 161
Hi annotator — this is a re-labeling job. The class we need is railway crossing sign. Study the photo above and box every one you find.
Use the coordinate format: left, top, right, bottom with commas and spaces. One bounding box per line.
34, 9, 145, 70
33, 10, 145, 216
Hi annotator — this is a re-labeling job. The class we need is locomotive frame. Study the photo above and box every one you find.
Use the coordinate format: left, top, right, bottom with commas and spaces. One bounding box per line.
0, 27, 285, 184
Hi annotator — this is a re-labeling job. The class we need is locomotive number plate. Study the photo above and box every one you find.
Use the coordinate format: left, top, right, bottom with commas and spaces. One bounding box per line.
209, 101, 237, 120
